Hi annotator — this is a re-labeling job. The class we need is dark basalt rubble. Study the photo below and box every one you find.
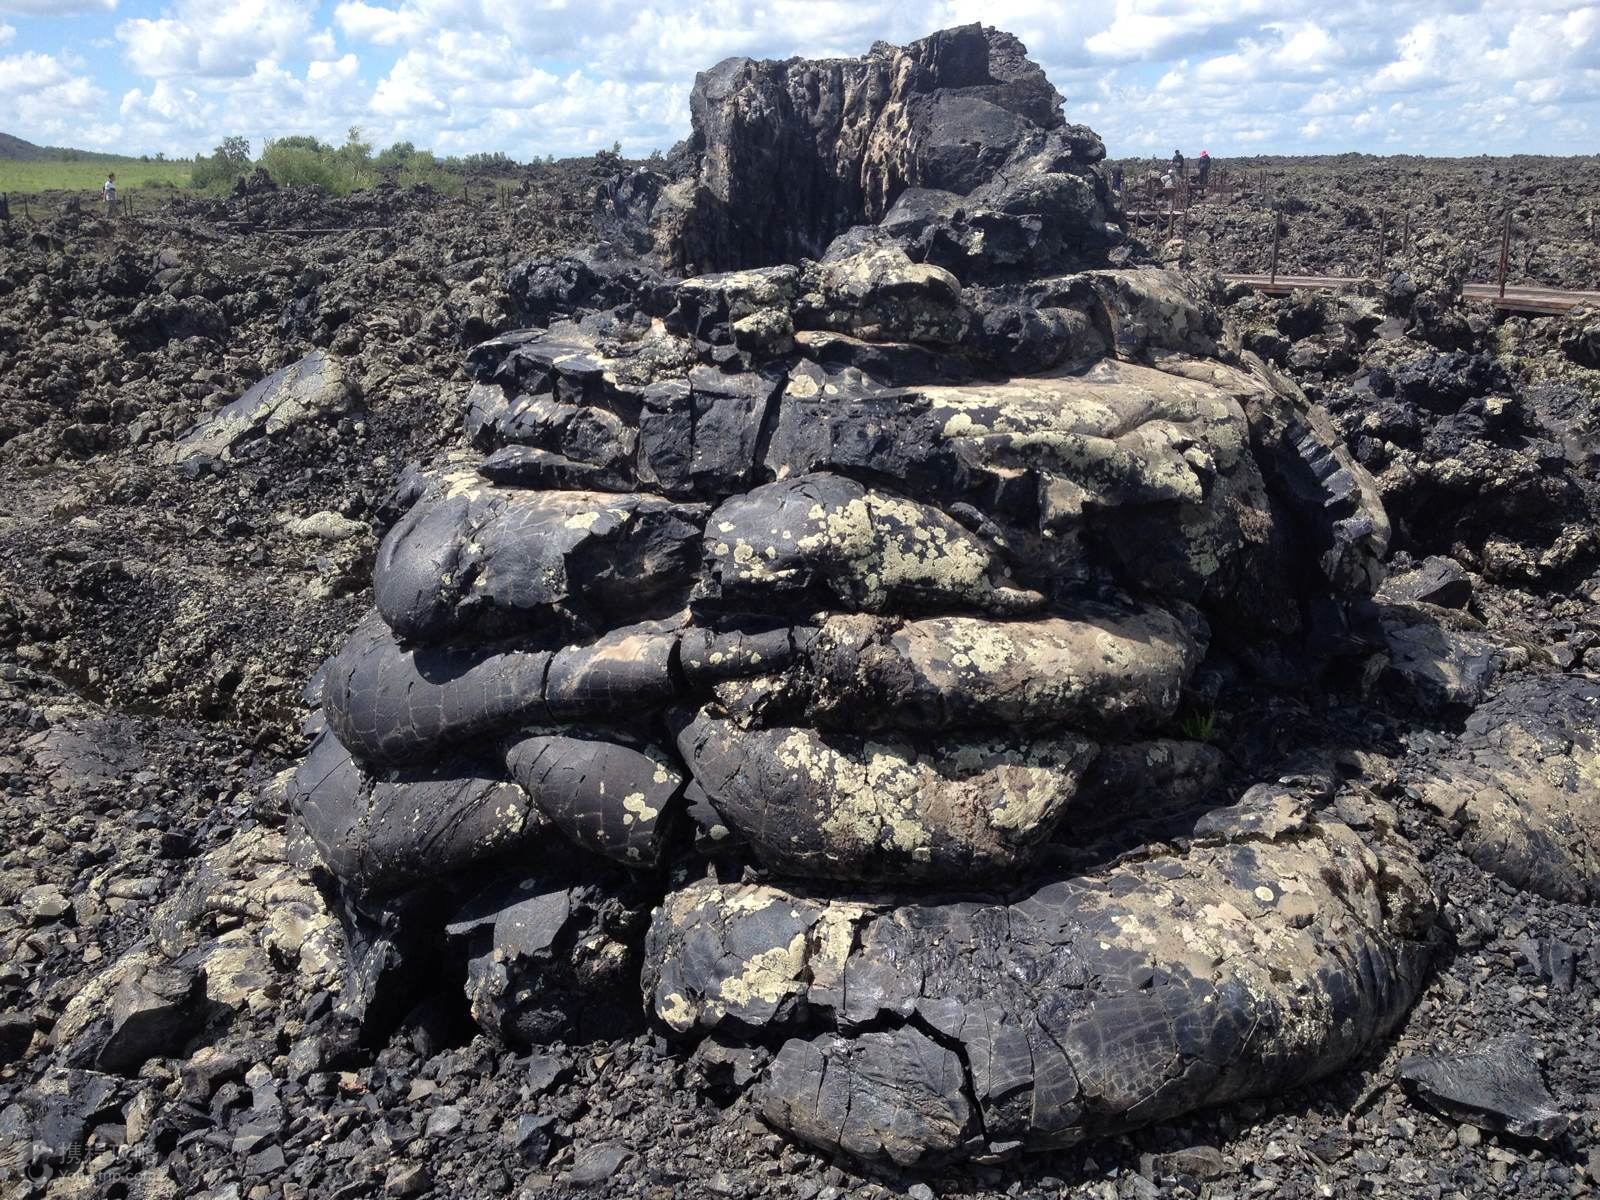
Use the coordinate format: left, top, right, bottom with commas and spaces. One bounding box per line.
1399, 1033, 1570, 1143
1218, 245, 1600, 597
1165, 155, 1600, 291
1410, 674, 1600, 904
250, 24, 1433, 1169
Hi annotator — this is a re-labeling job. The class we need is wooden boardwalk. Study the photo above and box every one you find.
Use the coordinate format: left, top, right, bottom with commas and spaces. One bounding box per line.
1222, 273, 1600, 316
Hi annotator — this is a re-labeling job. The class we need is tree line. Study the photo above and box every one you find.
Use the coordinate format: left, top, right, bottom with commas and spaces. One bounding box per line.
190, 129, 542, 196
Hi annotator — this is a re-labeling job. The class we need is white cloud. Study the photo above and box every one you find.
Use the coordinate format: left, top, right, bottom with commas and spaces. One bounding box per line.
0, 49, 71, 90
332, 1, 426, 46
1090, 2, 1600, 156
323, 0, 1113, 152
1085, 0, 1274, 62
117, 0, 318, 79
307, 52, 358, 85
1273, 22, 1340, 72
1370, 17, 1458, 93
4, 1, 1599, 161
368, 51, 448, 116
375, 0, 1596, 158
0, 49, 105, 145
0, 0, 114, 13
112, 47, 370, 157
0, 21, 13, 44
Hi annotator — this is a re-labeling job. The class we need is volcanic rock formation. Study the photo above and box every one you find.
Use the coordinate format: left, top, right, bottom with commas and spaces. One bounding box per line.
252, 25, 1431, 1167
593, 24, 1114, 276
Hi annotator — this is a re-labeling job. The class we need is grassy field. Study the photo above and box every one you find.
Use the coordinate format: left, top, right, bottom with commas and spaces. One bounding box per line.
0, 158, 192, 197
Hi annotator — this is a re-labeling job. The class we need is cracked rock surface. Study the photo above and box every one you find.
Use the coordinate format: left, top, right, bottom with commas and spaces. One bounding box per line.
646, 785, 1434, 1165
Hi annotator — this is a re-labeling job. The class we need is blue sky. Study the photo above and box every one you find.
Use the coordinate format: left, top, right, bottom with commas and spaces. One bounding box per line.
1, 1, 1597, 161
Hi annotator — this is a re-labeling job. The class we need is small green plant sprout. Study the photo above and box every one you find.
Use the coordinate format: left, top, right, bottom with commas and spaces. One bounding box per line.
1180, 707, 1217, 742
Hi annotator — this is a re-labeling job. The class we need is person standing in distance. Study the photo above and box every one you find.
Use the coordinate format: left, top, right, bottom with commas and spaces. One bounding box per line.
103, 171, 117, 218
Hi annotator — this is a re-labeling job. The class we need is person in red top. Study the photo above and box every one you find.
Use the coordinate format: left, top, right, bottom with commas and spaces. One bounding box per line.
1197, 150, 1211, 191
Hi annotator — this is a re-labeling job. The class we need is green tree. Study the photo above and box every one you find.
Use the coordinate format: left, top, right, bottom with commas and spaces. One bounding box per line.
334, 127, 374, 191
271, 135, 330, 153
254, 132, 377, 195
455, 150, 515, 175
191, 134, 255, 190
259, 136, 339, 192
374, 140, 417, 174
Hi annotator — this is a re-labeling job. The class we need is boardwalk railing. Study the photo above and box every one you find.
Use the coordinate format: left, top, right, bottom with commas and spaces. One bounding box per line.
1221, 273, 1600, 316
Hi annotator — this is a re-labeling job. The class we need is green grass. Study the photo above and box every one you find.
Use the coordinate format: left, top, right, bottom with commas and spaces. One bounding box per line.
0, 158, 192, 197
1180, 708, 1218, 743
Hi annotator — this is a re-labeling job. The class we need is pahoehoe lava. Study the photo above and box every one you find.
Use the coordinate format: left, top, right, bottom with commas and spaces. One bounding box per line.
280, 23, 1424, 1167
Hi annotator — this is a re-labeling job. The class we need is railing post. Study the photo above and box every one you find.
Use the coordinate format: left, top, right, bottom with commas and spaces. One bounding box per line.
1498, 211, 1511, 299
1402, 211, 1410, 257
1269, 206, 1280, 286
1377, 212, 1386, 277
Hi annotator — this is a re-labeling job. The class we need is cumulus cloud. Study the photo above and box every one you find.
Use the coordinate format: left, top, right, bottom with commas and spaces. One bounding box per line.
0, 0, 114, 13
6, 0, 1600, 160
323, 0, 1117, 152
0, 49, 105, 145
114, 51, 370, 154
0, 49, 72, 90
1091, 1, 1600, 155
1085, 0, 1276, 62
0, 22, 13, 44
117, 0, 319, 78
332, 0, 427, 46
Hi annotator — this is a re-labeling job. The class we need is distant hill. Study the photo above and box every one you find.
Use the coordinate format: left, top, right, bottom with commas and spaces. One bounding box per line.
0, 132, 50, 161
0, 132, 154, 163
